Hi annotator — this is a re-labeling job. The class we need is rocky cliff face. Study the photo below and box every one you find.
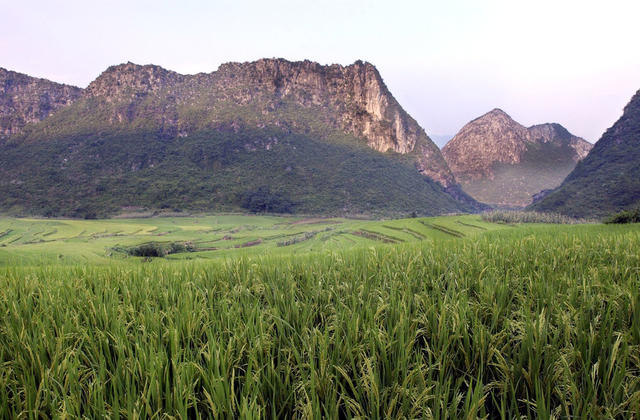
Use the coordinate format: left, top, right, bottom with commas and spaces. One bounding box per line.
0, 68, 82, 139
442, 109, 530, 181
530, 89, 640, 217
84, 62, 183, 99
61, 59, 454, 186
442, 109, 592, 206
0, 60, 483, 217
528, 123, 591, 160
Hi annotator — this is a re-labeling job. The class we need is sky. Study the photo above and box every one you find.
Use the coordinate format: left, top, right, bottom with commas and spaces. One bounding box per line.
2, 0, 639, 143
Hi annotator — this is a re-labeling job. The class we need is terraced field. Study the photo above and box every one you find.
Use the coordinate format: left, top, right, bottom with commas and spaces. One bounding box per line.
0, 214, 508, 265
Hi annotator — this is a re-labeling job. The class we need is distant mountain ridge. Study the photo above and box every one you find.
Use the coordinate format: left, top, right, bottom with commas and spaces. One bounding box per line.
17, 60, 454, 186
0, 59, 481, 217
442, 109, 592, 207
0, 68, 82, 138
530, 89, 640, 217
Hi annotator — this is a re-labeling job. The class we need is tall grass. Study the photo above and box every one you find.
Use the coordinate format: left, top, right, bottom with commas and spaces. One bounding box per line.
482, 210, 585, 224
0, 226, 639, 418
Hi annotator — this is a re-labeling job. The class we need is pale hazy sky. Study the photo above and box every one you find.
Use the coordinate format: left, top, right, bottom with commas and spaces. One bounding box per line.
2, 0, 639, 142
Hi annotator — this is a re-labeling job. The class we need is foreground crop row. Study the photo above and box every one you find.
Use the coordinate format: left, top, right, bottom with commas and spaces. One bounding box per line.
1, 225, 639, 418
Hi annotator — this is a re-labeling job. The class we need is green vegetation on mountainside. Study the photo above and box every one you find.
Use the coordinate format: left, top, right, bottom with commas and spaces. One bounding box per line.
0, 126, 473, 218
1, 60, 479, 218
530, 89, 640, 217
604, 208, 640, 224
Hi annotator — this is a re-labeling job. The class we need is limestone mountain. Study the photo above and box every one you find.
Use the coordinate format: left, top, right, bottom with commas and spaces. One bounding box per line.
0, 67, 82, 139
23, 60, 454, 186
530, 89, 640, 218
442, 109, 592, 207
0, 59, 479, 217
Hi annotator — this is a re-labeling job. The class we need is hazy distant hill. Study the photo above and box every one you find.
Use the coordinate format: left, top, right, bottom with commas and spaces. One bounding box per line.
530, 89, 640, 217
0, 60, 481, 218
442, 109, 591, 207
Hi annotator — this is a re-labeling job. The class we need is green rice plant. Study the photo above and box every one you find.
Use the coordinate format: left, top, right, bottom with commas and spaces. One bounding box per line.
482, 210, 585, 224
0, 223, 639, 418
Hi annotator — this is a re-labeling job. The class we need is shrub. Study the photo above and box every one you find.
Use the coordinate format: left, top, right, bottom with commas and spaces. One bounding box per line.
128, 243, 169, 257
115, 241, 196, 258
604, 208, 640, 224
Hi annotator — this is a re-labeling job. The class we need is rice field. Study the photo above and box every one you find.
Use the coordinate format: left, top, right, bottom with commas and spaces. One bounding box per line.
0, 215, 639, 418
0, 214, 506, 265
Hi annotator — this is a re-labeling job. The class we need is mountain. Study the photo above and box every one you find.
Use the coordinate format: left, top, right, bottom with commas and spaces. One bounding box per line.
442, 109, 592, 207
530, 89, 640, 218
0, 59, 480, 218
0, 68, 82, 139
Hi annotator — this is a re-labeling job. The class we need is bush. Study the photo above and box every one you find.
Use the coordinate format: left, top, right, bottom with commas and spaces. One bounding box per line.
604, 208, 640, 224
128, 243, 169, 257
116, 241, 196, 258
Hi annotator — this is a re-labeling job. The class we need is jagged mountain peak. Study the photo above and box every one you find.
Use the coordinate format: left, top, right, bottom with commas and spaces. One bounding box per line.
530, 88, 640, 217
528, 122, 571, 140
464, 108, 518, 126
483, 108, 511, 118
459, 109, 529, 141
216, 58, 378, 73
13, 58, 455, 187
0, 67, 79, 89
84, 61, 183, 99
442, 109, 530, 181
212, 58, 389, 112
602, 88, 640, 145
0, 67, 83, 139
0, 58, 483, 217
528, 123, 592, 160
442, 109, 591, 207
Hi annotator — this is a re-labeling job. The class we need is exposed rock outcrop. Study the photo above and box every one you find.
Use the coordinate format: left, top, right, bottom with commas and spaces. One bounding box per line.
84, 62, 183, 99
528, 123, 591, 160
0, 68, 82, 139
209, 59, 453, 184
442, 109, 592, 207
443, 109, 530, 181
73, 59, 455, 186
0, 59, 479, 217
